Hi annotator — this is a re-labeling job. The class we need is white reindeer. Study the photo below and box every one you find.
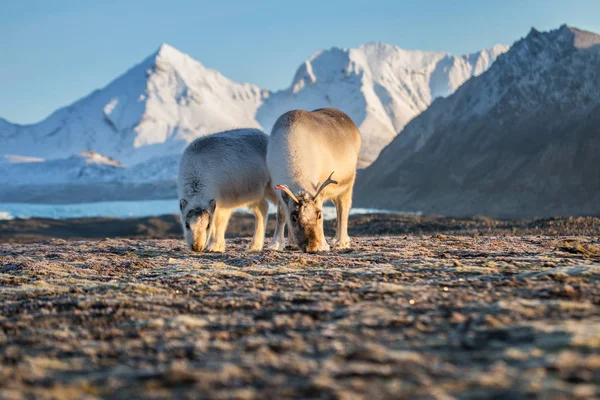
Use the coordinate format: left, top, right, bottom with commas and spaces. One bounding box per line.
178, 129, 275, 252
267, 108, 361, 253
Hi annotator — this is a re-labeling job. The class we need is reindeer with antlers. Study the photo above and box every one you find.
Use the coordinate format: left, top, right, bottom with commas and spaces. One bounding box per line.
267, 108, 362, 253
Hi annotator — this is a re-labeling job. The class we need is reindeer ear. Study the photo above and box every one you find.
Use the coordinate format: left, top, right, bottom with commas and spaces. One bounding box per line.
179, 198, 187, 211
208, 199, 216, 213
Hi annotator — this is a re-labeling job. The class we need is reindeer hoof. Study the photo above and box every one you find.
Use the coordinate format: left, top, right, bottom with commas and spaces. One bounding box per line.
247, 243, 264, 252
207, 242, 226, 253
268, 240, 286, 251
332, 238, 350, 250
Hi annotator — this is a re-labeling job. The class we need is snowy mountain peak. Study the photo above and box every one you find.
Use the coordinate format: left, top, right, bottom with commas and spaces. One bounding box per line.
0, 43, 265, 165
257, 41, 508, 166
150, 43, 209, 74
294, 47, 359, 84
447, 24, 600, 121
155, 43, 184, 58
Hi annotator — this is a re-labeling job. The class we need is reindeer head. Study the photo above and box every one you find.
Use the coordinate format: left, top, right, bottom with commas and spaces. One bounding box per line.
179, 198, 216, 252
276, 172, 338, 253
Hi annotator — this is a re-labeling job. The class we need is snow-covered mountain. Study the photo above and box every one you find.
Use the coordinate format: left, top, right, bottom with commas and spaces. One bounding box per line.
354, 25, 600, 217
257, 43, 508, 166
0, 44, 266, 165
1, 42, 506, 169
0, 40, 509, 202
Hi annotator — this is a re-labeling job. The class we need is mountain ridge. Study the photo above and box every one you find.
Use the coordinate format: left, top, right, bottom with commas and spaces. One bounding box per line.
353, 25, 600, 217
0, 40, 507, 169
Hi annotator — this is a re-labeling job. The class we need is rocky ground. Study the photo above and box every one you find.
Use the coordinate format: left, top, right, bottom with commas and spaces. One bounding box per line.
1, 215, 599, 399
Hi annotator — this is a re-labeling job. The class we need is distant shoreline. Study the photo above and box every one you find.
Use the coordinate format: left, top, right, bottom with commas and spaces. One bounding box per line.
0, 181, 178, 204
0, 198, 412, 221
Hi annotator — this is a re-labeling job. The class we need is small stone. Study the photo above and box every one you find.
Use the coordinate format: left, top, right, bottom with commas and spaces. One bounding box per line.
451, 312, 468, 323
485, 315, 504, 328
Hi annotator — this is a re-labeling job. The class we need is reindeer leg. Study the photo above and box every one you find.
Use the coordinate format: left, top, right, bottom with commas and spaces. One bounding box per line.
331, 187, 352, 249
319, 230, 331, 252
268, 198, 287, 251
207, 208, 231, 253
248, 199, 269, 251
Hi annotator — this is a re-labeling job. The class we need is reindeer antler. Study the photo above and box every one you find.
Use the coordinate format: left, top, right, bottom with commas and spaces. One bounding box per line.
313, 171, 338, 200
275, 184, 299, 204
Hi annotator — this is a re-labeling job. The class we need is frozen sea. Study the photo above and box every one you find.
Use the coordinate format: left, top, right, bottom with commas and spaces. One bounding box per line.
0, 200, 410, 220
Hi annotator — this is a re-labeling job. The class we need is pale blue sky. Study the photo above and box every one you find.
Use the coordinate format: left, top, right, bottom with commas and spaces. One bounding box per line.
1, 0, 599, 124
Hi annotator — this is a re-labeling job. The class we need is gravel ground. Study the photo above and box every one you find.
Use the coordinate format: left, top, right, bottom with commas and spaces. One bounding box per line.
1, 217, 600, 399
2, 214, 600, 243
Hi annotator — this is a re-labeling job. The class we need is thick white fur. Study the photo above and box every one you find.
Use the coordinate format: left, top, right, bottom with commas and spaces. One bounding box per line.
178, 129, 275, 252
267, 108, 361, 251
